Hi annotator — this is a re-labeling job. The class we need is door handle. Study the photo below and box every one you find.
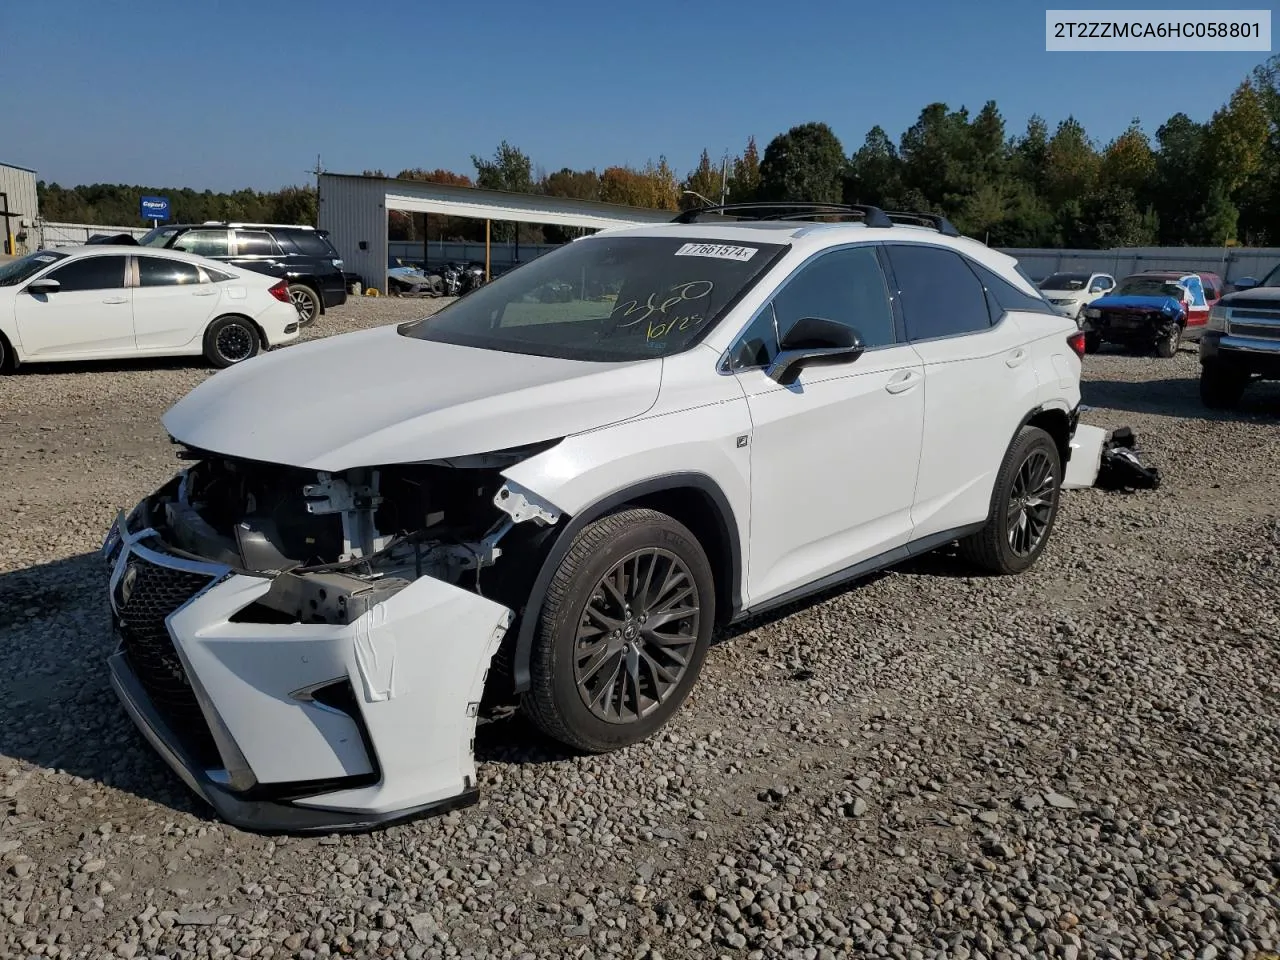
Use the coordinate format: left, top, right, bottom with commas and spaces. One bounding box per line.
884, 369, 921, 394
1006, 348, 1027, 367
102, 297, 128, 304
193, 288, 218, 296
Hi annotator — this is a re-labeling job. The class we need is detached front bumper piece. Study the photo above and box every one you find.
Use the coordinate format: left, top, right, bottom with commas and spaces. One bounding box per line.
101, 511, 513, 833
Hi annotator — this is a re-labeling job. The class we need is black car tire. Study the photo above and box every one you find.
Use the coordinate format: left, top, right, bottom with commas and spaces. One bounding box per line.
0, 332, 13, 373
1155, 323, 1182, 358
203, 315, 261, 369
1199, 362, 1249, 409
1083, 331, 1102, 354
288, 284, 321, 326
522, 508, 716, 753
957, 425, 1062, 576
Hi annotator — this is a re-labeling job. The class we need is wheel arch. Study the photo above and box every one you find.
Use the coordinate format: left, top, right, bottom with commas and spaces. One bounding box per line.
287, 275, 325, 314
1020, 403, 1074, 469
206, 312, 267, 353
506, 472, 743, 695
0, 327, 18, 371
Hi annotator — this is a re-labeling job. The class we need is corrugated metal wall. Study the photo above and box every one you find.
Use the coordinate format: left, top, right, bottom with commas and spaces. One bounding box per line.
1006, 246, 1280, 285
0, 163, 40, 255
318, 177, 387, 292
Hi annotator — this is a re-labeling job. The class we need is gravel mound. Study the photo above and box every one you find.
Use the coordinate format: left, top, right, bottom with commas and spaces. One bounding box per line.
1, 304, 1277, 959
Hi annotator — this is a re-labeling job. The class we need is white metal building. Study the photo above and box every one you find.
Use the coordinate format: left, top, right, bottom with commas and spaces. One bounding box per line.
0, 162, 39, 256
317, 173, 673, 292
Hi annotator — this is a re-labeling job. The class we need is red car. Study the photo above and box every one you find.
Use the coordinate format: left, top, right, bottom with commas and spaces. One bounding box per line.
1120, 270, 1223, 341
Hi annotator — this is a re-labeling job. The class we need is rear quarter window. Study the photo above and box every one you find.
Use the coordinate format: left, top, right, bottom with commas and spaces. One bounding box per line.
283, 231, 337, 258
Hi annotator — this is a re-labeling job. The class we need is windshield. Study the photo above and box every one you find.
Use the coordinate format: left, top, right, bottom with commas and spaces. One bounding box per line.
399, 235, 786, 361
0, 250, 67, 286
1039, 272, 1090, 291
138, 226, 182, 247
1115, 277, 1185, 298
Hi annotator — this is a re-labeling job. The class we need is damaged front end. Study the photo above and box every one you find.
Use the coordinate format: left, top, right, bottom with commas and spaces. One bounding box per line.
101, 442, 562, 833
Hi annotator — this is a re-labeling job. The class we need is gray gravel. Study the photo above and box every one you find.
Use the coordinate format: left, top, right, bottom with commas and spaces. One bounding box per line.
1, 301, 1278, 960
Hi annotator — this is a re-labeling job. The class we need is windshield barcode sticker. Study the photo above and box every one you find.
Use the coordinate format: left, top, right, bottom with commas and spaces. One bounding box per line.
675, 243, 757, 262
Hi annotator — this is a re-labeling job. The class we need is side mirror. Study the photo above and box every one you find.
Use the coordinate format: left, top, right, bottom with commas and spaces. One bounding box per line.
766, 316, 865, 385
1232, 277, 1259, 291
26, 277, 59, 295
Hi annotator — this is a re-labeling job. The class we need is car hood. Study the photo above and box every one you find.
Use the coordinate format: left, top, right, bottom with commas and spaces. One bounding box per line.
1091, 294, 1185, 317
162, 324, 664, 471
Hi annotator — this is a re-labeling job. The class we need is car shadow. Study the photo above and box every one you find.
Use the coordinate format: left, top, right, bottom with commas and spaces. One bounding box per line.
0, 551, 217, 823
8, 355, 210, 376
1081, 374, 1280, 421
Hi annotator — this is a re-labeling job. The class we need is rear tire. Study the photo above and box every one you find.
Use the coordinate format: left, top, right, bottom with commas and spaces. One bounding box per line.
203, 315, 261, 369
522, 508, 716, 753
958, 425, 1062, 576
288, 284, 321, 326
1199, 362, 1248, 409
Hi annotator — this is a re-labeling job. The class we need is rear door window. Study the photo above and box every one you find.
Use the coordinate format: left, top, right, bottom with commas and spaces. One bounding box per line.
234, 231, 282, 256
286, 231, 337, 258
884, 244, 992, 341
172, 230, 231, 258
137, 257, 205, 286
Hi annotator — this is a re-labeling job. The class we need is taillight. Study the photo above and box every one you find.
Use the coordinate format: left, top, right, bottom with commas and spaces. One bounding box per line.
268, 280, 290, 303
1067, 330, 1087, 358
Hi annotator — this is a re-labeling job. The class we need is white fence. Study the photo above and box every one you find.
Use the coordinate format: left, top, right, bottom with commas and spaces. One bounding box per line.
36, 221, 153, 249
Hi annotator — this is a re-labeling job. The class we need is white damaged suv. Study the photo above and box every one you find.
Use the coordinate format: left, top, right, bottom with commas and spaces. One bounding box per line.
102, 203, 1085, 832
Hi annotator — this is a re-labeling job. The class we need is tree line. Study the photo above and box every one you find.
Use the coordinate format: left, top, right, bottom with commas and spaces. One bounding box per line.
37, 54, 1280, 250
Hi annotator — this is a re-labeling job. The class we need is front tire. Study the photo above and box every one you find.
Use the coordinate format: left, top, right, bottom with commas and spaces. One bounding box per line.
522, 508, 716, 753
1199, 362, 1248, 409
203, 315, 261, 369
288, 284, 321, 326
0, 333, 13, 373
958, 425, 1062, 575
1155, 323, 1182, 358
1083, 331, 1102, 354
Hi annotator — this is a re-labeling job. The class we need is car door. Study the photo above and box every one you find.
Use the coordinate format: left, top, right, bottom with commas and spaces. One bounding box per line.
14, 254, 133, 357
132, 255, 222, 350
1180, 275, 1209, 332
230, 229, 289, 281
881, 243, 1041, 542
727, 244, 925, 606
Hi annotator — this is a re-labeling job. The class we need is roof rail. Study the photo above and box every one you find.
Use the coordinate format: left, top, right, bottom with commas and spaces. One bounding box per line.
879, 210, 961, 237
199, 221, 317, 230
673, 201, 961, 236
672, 202, 894, 228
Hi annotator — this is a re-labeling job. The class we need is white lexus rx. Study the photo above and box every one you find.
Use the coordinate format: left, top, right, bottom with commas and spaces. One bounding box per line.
101, 204, 1085, 832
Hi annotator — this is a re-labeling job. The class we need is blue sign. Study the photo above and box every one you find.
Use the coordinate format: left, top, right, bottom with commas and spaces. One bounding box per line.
140, 195, 170, 221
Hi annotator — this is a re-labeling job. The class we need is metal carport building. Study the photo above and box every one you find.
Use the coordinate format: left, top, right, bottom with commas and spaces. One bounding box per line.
317, 173, 674, 293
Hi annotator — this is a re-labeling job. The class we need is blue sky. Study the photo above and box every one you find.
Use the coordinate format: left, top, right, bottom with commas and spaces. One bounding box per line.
1, 0, 1269, 191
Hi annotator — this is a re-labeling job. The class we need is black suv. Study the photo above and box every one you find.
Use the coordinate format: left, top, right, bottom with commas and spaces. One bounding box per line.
137, 222, 347, 325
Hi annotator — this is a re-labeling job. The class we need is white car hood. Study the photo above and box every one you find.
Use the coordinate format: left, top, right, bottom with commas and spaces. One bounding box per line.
162, 324, 663, 471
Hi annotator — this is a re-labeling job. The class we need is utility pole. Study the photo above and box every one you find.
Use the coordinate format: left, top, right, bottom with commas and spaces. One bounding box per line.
720, 152, 729, 206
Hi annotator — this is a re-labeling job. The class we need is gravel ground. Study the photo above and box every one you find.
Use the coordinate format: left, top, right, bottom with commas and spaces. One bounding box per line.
1, 297, 1278, 960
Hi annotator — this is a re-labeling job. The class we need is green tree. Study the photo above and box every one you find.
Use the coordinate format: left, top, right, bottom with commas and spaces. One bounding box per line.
758, 122, 846, 203
1152, 113, 1207, 244
845, 126, 902, 208
898, 103, 973, 211
472, 141, 535, 241
681, 149, 725, 209
727, 136, 761, 204
1042, 117, 1099, 208
1100, 120, 1156, 196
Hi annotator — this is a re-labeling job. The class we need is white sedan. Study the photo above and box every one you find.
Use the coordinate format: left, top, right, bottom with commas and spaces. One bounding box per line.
0, 245, 302, 371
